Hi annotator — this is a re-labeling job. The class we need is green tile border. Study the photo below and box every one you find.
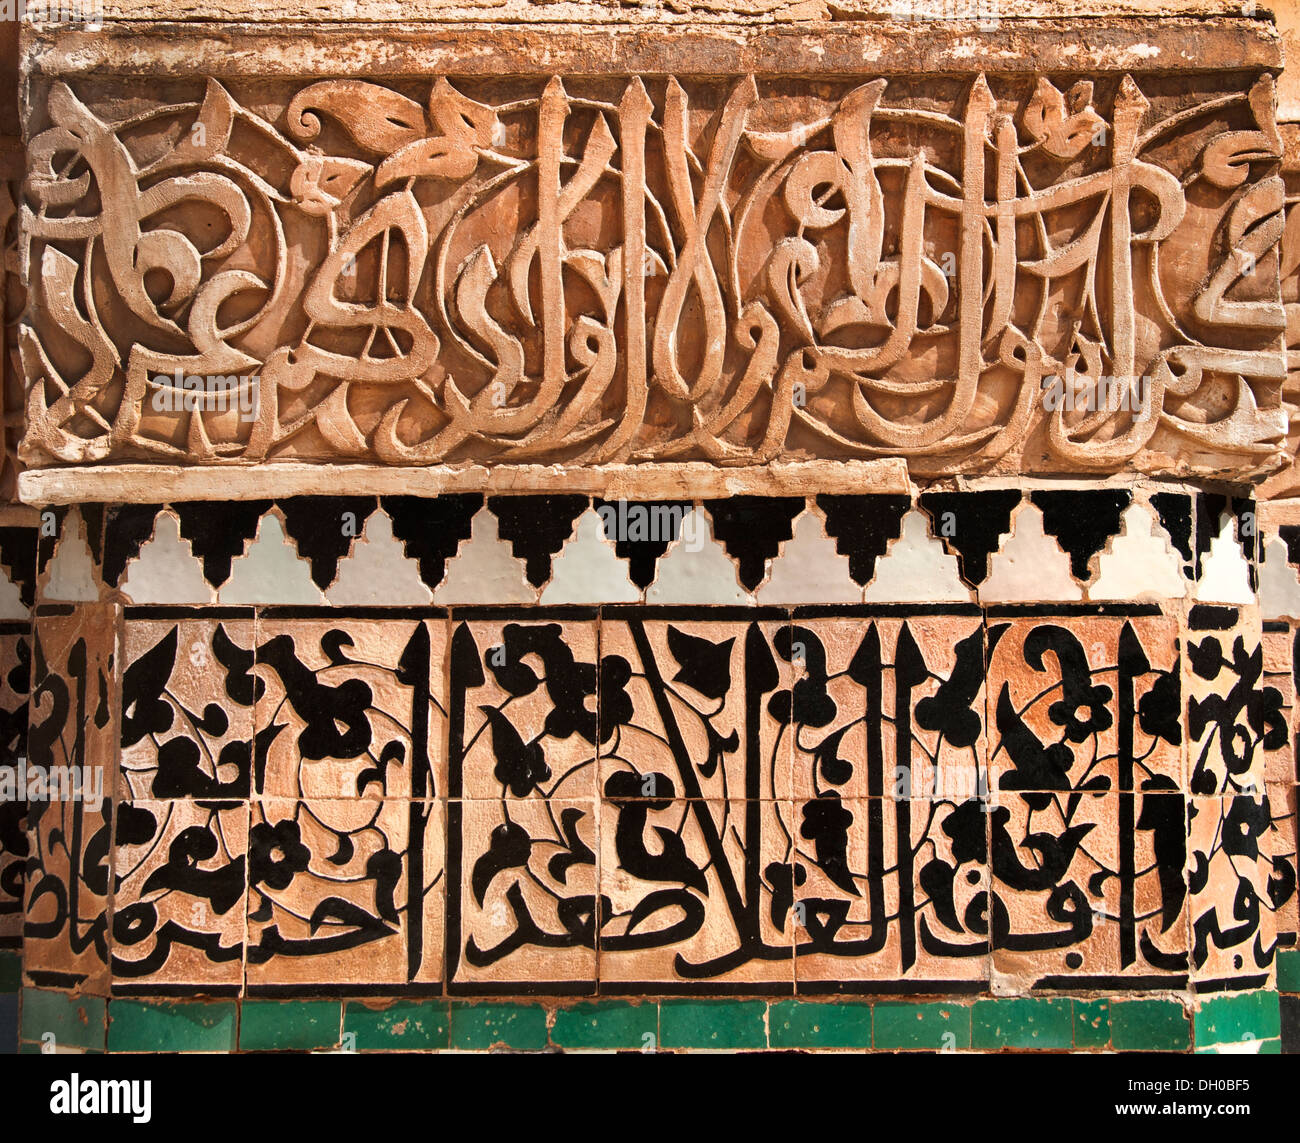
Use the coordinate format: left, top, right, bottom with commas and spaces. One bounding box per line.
658, 999, 766, 1050
107, 999, 237, 1053
1277, 948, 1300, 993
872, 1001, 971, 1051
768, 1000, 872, 1050
344, 1000, 450, 1051
0, 949, 20, 993
1193, 990, 1281, 1048
1110, 998, 1190, 1052
449, 1002, 549, 1051
238, 999, 341, 1052
8, 988, 1284, 1053
971, 998, 1073, 1051
551, 1001, 657, 1051
19, 988, 107, 1052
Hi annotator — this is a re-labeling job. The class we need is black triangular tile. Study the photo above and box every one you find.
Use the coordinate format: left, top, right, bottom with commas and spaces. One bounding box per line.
917, 490, 1020, 588
174, 501, 273, 588
382, 494, 483, 590
80, 505, 105, 567
593, 499, 689, 589
816, 494, 911, 586
278, 496, 379, 590
0, 526, 37, 609
1031, 490, 1130, 581
1149, 492, 1193, 575
701, 496, 803, 590
36, 506, 67, 576
488, 495, 588, 588
102, 505, 163, 588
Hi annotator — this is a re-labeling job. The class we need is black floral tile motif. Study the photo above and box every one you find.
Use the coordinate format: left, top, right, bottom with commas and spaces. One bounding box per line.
0, 630, 30, 944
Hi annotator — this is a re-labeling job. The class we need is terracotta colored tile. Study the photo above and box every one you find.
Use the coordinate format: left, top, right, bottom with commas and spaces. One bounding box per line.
111, 800, 247, 988
794, 796, 901, 987
0, 630, 30, 943
246, 797, 426, 987
989, 790, 1119, 988
451, 619, 597, 800
597, 618, 792, 802
790, 616, 986, 805
1128, 791, 1190, 978
450, 798, 596, 992
1187, 795, 1276, 985
1261, 634, 1295, 787
907, 797, 991, 981
599, 799, 794, 990
1265, 782, 1298, 941
119, 617, 256, 800
987, 615, 1181, 796
1185, 607, 1279, 797
255, 618, 446, 800
22, 606, 120, 992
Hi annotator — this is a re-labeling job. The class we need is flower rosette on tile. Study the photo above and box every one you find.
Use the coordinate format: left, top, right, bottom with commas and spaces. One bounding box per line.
986, 614, 1190, 986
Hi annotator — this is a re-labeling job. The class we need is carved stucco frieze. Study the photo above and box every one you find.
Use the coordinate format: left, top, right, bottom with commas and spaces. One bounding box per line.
14, 25, 1293, 488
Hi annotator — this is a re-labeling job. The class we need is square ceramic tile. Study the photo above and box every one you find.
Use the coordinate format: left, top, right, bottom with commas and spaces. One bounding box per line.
0, 630, 30, 943
597, 618, 793, 802
450, 619, 598, 800
1186, 607, 1282, 797
1265, 782, 1298, 942
989, 790, 1119, 988
120, 616, 256, 800
22, 606, 120, 990
254, 617, 447, 800
449, 797, 597, 992
111, 799, 247, 987
1187, 794, 1276, 985
599, 798, 794, 990
987, 614, 1182, 796
789, 616, 986, 805
1261, 627, 1295, 787
907, 796, 991, 982
793, 796, 902, 988
246, 797, 424, 987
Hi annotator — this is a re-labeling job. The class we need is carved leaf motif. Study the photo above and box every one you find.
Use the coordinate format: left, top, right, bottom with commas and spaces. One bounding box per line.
1023, 78, 1104, 160
287, 80, 426, 154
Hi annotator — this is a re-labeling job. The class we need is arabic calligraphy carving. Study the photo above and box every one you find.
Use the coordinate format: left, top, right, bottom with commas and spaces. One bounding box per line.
17, 71, 1290, 479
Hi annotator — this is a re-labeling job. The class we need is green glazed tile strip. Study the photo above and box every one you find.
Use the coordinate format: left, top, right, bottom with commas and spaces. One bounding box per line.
0, 950, 20, 993
658, 999, 766, 1050
19, 988, 106, 1051
1109, 999, 1189, 1052
551, 1001, 657, 1051
344, 1000, 450, 1051
971, 998, 1073, 1050
1193, 989, 1280, 1047
450, 1002, 549, 1051
768, 1000, 872, 1050
1072, 999, 1110, 1049
238, 999, 341, 1052
107, 1000, 237, 1052
1276, 948, 1300, 993
872, 1002, 971, 1051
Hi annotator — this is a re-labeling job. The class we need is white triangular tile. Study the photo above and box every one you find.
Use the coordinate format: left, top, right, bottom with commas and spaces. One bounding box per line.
757, 506, 861, 604
0, 562, 28, 619
1089, 500, 1187, 602
326, 508, 432, 605
42, 508, 98, 602
1197, 512, 1254, 605
540, 507, 640, 604
1259, 534, 1300, 620
863, 508, 973, 603
980, 501, 1082, 603
219, 511, 324, 605
646, 507, 752, 605
121, 510, 213, 604
434, 507, 536, 605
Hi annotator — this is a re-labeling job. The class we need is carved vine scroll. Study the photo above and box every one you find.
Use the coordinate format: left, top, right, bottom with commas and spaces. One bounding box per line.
16, 70, 1291, 479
